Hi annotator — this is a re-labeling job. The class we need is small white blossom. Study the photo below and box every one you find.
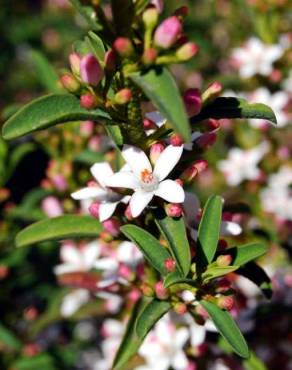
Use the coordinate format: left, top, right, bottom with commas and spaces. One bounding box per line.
60, 289, 90, 317
105, 145, 185, 217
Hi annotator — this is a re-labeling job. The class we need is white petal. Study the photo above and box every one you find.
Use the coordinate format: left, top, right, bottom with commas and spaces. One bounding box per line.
83, 241, 101, 268
117, 241, 143, 265
71, 187, 108, 200
105, 172, 138, 190
153, 145, 183, 181
54, 264, 81, 275
99, 202, 119, 222
190, 322, 206, 347
145, 111, 166, 127
95, 258, 119, 272
130, 190, 154, 218
155, 180, 185, 203
61, 289, 90, 317
90, 162, 113, 188
171, 350, 189, 370
221, 221, 242, 236
122, 145, 152, 177
60, 244, 81, 265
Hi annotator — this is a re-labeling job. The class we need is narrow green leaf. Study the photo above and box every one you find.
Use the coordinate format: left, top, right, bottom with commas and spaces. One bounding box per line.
0, 323, 22, 350
244, 351, 268, 370
74, 149, 104, 165
121, 225, 171, 276
202, 265, 239, 283
69, 0, 102, 31
112, 297, 151, 370
164, 275, 197, 289
191, 97, 277, 125
15, 215, 102, 248
155, 215, 191, 276
221, 243, 268, 267
135, 299, 171, 338
2, 94, 111, 140
105, 125, 124, 147
201, 300, 249, 358
197, 195, 223, 265
130, 68, 191, 141
134, 0, 150, 14
86, 31, 105, 60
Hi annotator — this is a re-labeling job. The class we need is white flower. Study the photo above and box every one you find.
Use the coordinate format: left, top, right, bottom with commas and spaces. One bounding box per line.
60, 289, 90, 317
248, 88, 290, 128
260, 166, 292, 221
231, 37, 284, 78
282, 71, 292, 93
54, 241, 100, 275
105, 145, 185, 218
218, 142, 269, 186
71, 162, 130, 222
137, 315, 189, 370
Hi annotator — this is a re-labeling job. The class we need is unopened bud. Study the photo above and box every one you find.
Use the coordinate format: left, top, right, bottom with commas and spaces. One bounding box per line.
142, 48, 157, 65
80, 120, 94, 136
102, 218, 120, 237
155, 281, 169, 299
104, 49, 117, 71
150, 0, 164, 13
60, 74, 80, 93
143, 7, 158, 28
80, 94, 98, 109
118, 263, 133, 280
124, 205, 134, 220
154, 16, 182, 49
195, 132, 217, 149
164, 258, 176, 272
176, 42, 199, 61
114, 37, 134, 58
217, 296, 234, 311
150, 142, 165, 164
183, 88, 202, 117
80, 54, 104, 86
216, 254, 232, 267
165, 203, 183, 217
143, 118, 156, 130
207, 118, 220, 130
173, 302, 188, 315
42, 196, 63, 218
170, 134, 184, 146
140, 283, 154, 297
174, 6, 189, 18
217, 278, 232, 293
202, 81, 222, 103
89, 202, 100, 219
69, 52, 81, 75
114, 88, 132, 104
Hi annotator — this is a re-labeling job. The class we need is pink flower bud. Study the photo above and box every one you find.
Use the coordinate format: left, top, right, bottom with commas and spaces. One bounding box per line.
140, 283, 154, 297
118, 263, 132, 279
202, 81, 222, 103
143, 118, 156, 130
104, 49, 117, 71
114, 37, 134, 57
165, 203, 183, 218
80, 120, 94, 136
176, 42, 199, 61
142, 48, 157, 65
143, 7, 158, 28
128, 289, 141, 302
217, 278, 232, 293
195, 132, 217, 149
80, 94, 98, 110
42, 196, 63, 218
114, 88, 132, 104
207, 118, 220, 130
174, 6, 189, 17
183, 88, 202, 117
0, 265, 9, 280
150, 142, 165, 164
155, 281, 169, 299
173, 302, 188, 315
170, 133, 184, 146
80, 54, 104, 86
181, 165, 198, 184
150, 0, 164, 13
102, 218, 120, 237
89, 202, 100, 219
60, 74, 80, 93
69, 52, 81, 75
216, 254, 233, 267
164, 258, 176, 272
124, 205, 134, 221
52, 174, 68, 191
154, 16, 182, 49
217, 296, 234, 311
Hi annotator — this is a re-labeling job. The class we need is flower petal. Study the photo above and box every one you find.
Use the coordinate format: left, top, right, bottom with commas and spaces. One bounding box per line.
122, 145, 152, 178
99, 202, 119, 222
71, 187, 108, 200
130, 190, 154, 218
105, 171, 138, 190
221, 221, 242, 236
153, 145, 183, 181
90, 162, 114, 188
83, 241, 101, 268
154, 180, 185, 203
145, 111, 166, 128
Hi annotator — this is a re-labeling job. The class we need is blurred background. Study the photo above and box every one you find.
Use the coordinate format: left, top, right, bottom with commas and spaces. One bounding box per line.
0, 0, 291, 369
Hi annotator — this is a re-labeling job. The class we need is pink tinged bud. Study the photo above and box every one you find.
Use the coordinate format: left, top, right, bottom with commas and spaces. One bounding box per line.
217, 296, 234, 311
142, 7, 158, 28
202, 81, 222, 103
102, 218, 120, 237
176, 42, 199, 61
141, 283, 154, 297
196, 132, 217, 149
143, 118, 156, 130
69, 52, 81, 75
104, 49, 117, 71
80, 54, 104, 86
128, 289, 141, 302
80, 94, 98, 110
142, 48, 157, 65
52, 174, 68, 191
154, 16, 182, 49
118, 263, 132, 279
150, 142, 165, 164
216, 254, 233, 267
60, 74, 80, 93
164, 258, 176, 272
88, 136, 101, 151
150, 0, 164, 13
174, 6, 189, 17
155, 281, 169, 299
124, 205, 134, 220
42, 196, 63, 217
80, 120, 94, 136
89, 202, 100, 219
113, 37, 134, 58
165, 203, 183, 218
183, 88, 202, 117
114, 88, 132, 105
217, 278, 232, 293
170, 133, 184, 146
174, 302, 188, 315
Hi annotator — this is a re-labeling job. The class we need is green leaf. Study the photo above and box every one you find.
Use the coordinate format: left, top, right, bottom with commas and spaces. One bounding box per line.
244, 351, 268, 370
74, 149, 104, 165
155, 214, 191, 276
105, 124, 124, 147
112, 297, 151, 370
191, 97, 277, 125
0, 323, 22, 350
135, 299, 171, 338
202, 265, 239, 283
2, 94, 111, 140
134, 0, 150, 14
197, 195, 222, 266
15, 215, 102, 248
201, 300, 249, 358
69, 0, 102, 31
85, 31, 106, 60
12, 354, 56, 370
121, 224, 171, 276
130, 68, 191, 141
221, 243, 268, 267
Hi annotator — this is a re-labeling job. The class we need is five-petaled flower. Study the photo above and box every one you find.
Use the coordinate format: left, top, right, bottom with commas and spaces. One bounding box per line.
105, 145, 185, 218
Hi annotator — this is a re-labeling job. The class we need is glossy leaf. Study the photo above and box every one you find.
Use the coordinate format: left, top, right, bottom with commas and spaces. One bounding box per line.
221, 243, 268, 267
197, 195, 223, 266
191, 97, 277, 125
0, 324, 22, 350
2, 94, 111, 140
85, 31, 105, 60
135, 299, 171, 338
69, 0, 102, 31
16, 215, 102, 248
130, 68, 191, 141
202, 265, 239, 283
121, 225, 171, 276
201, 300, 249, 358
155, 215, 191, 276
244, 351, 268, 370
